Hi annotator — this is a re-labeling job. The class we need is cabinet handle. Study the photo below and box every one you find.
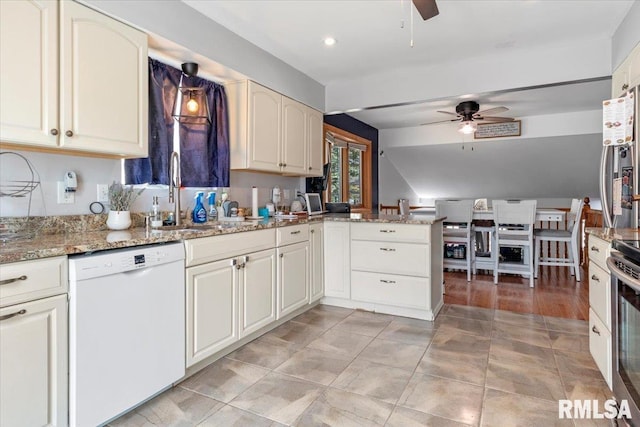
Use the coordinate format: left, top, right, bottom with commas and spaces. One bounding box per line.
591, 325, 601, 336
380, 229, 396, 233
280, 253, 284, 258
50, 128, 59, 136
0, 275, 27, 286
311, 229, 315, 234
291, 230, 301, 235
65, 130, 74, 137
380, 279, 396, 284
0, 309, 26, 322
622, 83, 629, 91
591, 246, 599, 252
379, 248, 396, 252
308, 166, 312, 170
591, 274, 600, 282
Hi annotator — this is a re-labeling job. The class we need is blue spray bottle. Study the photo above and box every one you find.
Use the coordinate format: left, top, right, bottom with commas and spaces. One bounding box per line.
207, 192, 217, 221
192, 192, 207, 223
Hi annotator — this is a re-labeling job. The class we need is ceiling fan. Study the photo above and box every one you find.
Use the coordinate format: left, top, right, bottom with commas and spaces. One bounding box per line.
412, 0, 439, 21
421, 101, 515, 134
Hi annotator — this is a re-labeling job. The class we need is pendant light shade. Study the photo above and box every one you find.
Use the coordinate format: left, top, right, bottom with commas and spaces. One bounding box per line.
458, 120, 477, 134
172, 62, 211, 125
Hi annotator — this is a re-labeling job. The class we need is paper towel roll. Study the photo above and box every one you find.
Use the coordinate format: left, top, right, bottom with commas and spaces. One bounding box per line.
252, 187, 259, 217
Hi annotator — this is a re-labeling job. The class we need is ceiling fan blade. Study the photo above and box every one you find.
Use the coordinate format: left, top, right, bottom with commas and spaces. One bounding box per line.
474, 106, 508, 116
412, 0, 439, 21
420, 118, 460, 126
436, 110, 459, 116
476, 116, 515, 122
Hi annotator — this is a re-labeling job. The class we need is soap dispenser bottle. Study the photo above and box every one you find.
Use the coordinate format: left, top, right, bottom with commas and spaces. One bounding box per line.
151, 196, 162, 228
192, 192, 207, 223
207, 192, 217, 221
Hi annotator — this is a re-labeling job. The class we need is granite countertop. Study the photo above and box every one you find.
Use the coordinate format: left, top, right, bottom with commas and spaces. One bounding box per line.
0, 213, 444, 263
586, 227, 640, 243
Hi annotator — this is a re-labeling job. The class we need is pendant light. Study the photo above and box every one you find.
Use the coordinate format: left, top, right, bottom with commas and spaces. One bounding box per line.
172, 62, 210, 125
458, 120, 477, 134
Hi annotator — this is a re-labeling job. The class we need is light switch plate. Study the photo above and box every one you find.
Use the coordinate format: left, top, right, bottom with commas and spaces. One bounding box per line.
97, 184, 109, 202
57, 182, 75, 204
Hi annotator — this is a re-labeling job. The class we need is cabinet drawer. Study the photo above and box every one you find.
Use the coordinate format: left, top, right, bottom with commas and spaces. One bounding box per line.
351, 223, 430, 244
351, 240, 430, 277
276, 223, 309, 246
589, 262, 611, 330
185, 229, 275, 267
351, 270, 428, 309
589, 307, 612, 388
588, 236, 610, 270
0, 256, 68, 307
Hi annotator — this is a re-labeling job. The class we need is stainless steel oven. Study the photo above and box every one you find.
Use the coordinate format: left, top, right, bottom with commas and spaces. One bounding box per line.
609, 239, 640, 426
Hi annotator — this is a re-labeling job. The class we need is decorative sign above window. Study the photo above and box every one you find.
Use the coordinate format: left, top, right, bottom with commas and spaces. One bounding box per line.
474, 120, 521, 139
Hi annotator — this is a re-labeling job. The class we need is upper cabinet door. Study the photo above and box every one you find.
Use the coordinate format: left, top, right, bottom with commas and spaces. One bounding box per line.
60, 0, 148, 157
0, 0, 59, 148
307, 107, 323, 177
247, 81, 281, 171
282, 97, 307, 175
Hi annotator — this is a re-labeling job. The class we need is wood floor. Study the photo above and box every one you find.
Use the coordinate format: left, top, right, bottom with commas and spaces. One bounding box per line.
443, 264, 589, 320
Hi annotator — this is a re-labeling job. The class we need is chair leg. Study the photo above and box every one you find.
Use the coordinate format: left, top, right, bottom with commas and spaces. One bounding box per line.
529, 239, 535, 287
534, 237, 540, 279
494, 242, 499, 285
572, 242, 581, 282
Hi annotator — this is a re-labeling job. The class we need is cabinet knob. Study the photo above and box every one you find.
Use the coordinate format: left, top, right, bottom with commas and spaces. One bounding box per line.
308, 166, 312, 170
591, 246, 599, 252
311, 229, 315, 234
283, 163, 287, 167
280, 253, 284, 258
591, 325, 601, 336
65, 130, 74, 137
622, 83, 629, 91
50, 128, 59, 136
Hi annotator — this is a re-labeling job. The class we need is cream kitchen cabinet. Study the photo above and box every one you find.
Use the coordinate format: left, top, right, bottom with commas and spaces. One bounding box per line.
276, 224, 310, 318
587, 233, 612, 388
612, 42, 640, 97
0, 0, 148, 158
227, 80, 322, 175
309, 222, 324, 303
323, 221, 351, 299
306, 106, 324, 177
0, 256, 68, 427
184, 229, 276, 367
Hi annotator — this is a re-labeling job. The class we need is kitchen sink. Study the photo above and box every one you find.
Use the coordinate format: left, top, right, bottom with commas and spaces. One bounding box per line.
151, 221, 259, 233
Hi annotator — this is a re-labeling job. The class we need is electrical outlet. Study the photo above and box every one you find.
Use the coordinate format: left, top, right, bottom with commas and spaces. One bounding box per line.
283, 189, 291, 200
97, 184, 109, 202
57, 182, 75, 204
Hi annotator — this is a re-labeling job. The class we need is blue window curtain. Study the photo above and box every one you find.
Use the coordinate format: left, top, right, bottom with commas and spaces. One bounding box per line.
125, 58, 230, 188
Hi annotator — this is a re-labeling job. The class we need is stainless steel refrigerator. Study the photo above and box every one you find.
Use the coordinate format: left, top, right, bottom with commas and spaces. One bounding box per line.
600, 85, 639, 228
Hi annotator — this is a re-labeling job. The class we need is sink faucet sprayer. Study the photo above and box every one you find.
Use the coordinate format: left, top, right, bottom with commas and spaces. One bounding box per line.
169, 151, 181, 226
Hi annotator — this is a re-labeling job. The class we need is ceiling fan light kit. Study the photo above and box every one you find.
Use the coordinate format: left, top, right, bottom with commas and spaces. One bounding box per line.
421, 100, 515, 134
458, 121, 477, 134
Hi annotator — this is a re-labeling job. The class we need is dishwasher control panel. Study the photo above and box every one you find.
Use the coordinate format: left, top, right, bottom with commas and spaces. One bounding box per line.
69, 242, 185, 281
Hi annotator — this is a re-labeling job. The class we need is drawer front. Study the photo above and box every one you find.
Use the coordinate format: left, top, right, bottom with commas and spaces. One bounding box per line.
588, 235, 610, 270
589, 307, 612, 388
351, 240, 430, 277
589, 262, 611, 330
276, 224, 309, 246
0, 256, 68, 307
185, 229, 275, 267
351, 222, 430, 244
351, 270, 428, 309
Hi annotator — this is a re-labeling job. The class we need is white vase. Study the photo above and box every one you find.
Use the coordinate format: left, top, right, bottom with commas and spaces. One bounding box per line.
106, 210, 132, 230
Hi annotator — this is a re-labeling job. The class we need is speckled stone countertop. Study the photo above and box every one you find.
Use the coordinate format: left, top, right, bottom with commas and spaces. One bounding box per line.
0, 213, 444, 263
586, 227, 640, 243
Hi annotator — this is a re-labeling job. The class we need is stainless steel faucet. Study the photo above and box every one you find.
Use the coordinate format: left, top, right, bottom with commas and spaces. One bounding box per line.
169, 151, 181, 226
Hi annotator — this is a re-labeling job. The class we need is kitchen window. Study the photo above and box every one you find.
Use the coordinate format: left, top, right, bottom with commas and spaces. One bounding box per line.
325, 124, 371, 212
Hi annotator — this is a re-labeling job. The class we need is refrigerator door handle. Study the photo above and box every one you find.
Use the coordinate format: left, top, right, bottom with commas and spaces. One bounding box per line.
600, 146, 614, 228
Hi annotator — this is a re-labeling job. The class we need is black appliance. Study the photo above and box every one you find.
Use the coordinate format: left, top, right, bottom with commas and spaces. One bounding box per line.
610, 239, 640, 425
307, 163, 330, 194
325, 202, 350, 213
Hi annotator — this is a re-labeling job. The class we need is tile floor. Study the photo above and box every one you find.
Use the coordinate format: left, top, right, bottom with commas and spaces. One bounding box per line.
110, 304, 611, 426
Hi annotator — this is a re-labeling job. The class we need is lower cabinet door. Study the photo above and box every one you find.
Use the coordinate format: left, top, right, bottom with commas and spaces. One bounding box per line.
589, 308, 612, 389
0, 294, 68, 427
239, 249, 276, 338
186, 259, 238, 367
277, 241, 309, 318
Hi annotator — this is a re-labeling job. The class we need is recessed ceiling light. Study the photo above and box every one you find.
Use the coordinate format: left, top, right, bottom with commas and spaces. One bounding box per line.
323, 37, 336, 46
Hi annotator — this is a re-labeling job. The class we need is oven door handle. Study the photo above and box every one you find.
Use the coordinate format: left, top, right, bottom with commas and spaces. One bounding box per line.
607, 256, 640, 293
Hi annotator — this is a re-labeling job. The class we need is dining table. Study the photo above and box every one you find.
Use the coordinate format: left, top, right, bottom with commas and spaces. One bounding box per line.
472, 208, 566, 222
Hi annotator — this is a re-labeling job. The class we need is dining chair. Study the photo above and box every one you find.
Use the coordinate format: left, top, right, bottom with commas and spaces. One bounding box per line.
436, 199, 474, 281
534, 198, 584, 281
492, 199, 537, 287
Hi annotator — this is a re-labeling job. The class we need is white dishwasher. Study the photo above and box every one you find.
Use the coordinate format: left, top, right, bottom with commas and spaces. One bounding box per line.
68, 242, 185, 427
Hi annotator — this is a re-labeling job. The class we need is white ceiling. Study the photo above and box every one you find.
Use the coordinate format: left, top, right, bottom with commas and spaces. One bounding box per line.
183, 0, 634, 129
